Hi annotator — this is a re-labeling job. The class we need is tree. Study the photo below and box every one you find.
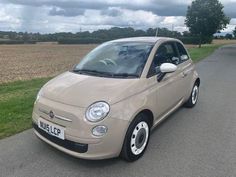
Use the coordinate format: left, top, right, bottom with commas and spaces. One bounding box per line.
225, 33, 233, 40
185, 0, 230, 47
183, 31, 191, 37
233, 27, 236, 38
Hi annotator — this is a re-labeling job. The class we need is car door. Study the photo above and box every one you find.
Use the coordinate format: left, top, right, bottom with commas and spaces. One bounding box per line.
147, 42, 185, 118
175, 42, 195, 99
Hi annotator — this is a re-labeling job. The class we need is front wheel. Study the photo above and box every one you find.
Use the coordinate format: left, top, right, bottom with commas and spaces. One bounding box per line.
120, 113, 150, 162
184, 82, 199, 108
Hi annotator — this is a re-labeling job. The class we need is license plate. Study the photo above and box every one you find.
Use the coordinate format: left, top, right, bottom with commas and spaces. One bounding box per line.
38, 118, 65, 140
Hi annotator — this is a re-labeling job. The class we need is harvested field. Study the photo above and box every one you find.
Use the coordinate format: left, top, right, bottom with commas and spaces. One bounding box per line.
212, 39, 236, 45
0, 44, 97, 84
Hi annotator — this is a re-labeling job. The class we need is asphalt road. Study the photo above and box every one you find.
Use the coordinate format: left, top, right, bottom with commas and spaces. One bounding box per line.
1, 45, 236, 177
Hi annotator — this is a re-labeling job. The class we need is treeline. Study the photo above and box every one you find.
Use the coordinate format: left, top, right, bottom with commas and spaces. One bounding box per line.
0, 27, 218, 45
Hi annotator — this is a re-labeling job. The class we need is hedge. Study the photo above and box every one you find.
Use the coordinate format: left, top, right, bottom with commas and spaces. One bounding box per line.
0, 40, 37, 44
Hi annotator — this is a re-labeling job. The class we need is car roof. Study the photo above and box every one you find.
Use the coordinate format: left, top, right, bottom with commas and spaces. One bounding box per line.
110, 37, 177, 44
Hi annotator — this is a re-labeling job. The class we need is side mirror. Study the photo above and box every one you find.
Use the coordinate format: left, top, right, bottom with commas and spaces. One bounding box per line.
160, 63, 177, 73
180, 55, 189, 61
157, 63, 177, 82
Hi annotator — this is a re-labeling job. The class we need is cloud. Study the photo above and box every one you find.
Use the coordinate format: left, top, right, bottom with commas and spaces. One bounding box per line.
1, 0, 190, 17
224, 3, 236, 18
101, 7, 121, 17
49, 7, 85, 17
0, 4, 21, 31
2, 0, 236, 17
0, 0, 235, 33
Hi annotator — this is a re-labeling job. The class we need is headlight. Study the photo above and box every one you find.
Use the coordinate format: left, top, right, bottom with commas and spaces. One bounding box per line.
86, 102, 110, 122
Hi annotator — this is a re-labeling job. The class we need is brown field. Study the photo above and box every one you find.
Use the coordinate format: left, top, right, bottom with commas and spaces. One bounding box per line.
212, 39, 236, 45
0, 39, 236, 84
0, 44, 97, 84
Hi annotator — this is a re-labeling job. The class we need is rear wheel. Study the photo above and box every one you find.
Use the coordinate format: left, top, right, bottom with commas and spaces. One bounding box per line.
120, 113, 151, 162
184, 82, 199, 108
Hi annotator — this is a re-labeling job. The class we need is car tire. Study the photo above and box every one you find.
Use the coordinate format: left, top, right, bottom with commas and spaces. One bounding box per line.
120, 113, 151, 162
184, 82, 199, 108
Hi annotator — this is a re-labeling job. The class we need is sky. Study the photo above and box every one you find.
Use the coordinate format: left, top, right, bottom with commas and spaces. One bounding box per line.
0, 0, 235, 34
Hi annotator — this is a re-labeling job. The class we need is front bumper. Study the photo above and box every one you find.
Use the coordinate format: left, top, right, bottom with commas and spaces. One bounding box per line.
32, 97, 130, 160
33, 118, 129, 160
33, 123, 88, 153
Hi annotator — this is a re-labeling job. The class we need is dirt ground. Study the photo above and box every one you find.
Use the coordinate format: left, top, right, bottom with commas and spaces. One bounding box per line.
0, 44, 97, 84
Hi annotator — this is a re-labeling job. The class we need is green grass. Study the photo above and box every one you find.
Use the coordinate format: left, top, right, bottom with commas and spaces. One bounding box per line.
189, 44, 221, 62
0, 44, 222, 139
0, 78, 50, 139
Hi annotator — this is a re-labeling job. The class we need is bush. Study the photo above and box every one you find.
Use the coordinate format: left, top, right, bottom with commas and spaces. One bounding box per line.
25, 40, 37, 44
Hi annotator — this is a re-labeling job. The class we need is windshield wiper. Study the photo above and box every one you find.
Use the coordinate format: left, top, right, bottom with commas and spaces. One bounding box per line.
112, 73, 139, 78
73, 69, 113, 77
73, 69, 139, 78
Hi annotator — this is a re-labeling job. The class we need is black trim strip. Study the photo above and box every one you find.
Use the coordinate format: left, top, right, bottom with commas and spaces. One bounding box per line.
33, 123, 88, 153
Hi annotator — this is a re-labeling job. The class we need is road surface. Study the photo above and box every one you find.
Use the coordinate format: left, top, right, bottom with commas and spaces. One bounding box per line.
1, 45, 236, 177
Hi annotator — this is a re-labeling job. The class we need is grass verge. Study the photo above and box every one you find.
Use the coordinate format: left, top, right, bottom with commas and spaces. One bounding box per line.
189, 44, 221, 62
0, 78, 50, 139
0, 44, 222, 139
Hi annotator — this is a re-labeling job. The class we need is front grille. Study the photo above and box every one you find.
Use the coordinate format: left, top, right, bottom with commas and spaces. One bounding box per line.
33, 123, 88, 153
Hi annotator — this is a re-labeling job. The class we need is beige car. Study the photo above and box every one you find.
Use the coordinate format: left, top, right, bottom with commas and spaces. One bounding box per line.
32, 37, 200, 162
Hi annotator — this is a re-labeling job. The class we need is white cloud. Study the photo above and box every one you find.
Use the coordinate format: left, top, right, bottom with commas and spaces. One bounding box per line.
0, 4, 21, 30
0, 0, 235, 33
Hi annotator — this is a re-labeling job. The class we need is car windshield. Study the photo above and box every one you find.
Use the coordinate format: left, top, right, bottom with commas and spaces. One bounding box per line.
73, 42, 154, 78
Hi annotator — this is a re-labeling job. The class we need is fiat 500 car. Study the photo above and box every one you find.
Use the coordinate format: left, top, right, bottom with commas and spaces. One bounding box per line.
32, 37, 200, 162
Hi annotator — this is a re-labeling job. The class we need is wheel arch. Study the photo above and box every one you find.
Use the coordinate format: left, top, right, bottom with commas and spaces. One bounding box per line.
195, 78, 200, 87
132, 109, 154, 128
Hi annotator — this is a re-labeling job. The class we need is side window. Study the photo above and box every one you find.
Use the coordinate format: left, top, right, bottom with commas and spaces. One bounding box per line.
148, 42, 180, 77
176, 42, 189, 62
